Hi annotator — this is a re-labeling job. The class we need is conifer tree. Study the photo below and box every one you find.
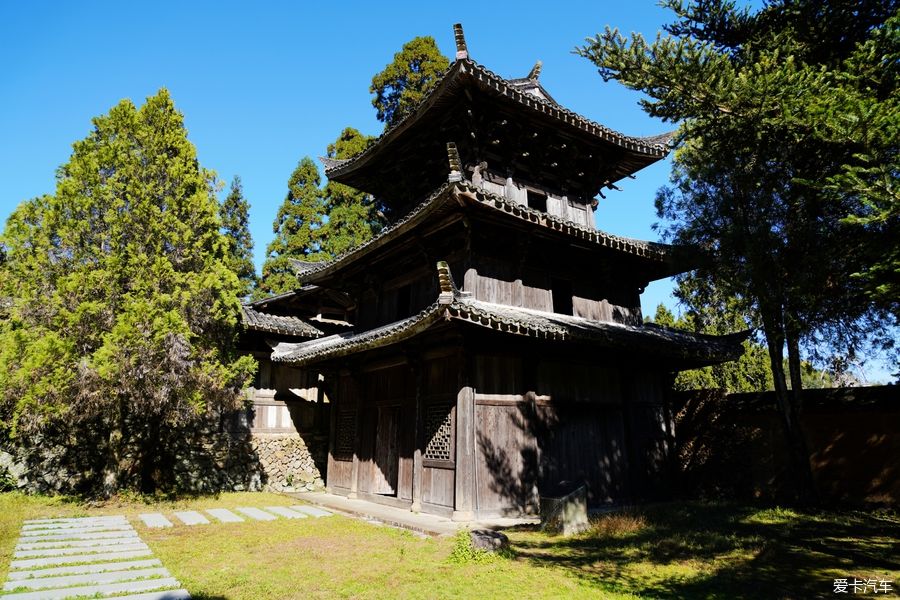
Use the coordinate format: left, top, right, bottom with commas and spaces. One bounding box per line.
320, 128, 381, 256
259, 157, 326, 295
370, 36, 449, 127
0, 89, 256, 494
578, 0, 898, 501
220, 175, 257, 298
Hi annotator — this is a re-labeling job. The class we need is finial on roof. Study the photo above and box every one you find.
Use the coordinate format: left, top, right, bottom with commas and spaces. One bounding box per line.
437, 261, 459, 304
453, 23, 468, 60
528, 60, 542, 80
447, 142, 462, 182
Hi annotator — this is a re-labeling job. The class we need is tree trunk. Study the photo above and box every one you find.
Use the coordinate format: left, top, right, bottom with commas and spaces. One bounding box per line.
760, 305, 816, 505
785, 321, 818, 504
101, 396, 128, 497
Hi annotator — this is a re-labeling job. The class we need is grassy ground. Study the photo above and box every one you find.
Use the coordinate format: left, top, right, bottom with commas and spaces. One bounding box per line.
0, 493, 897, 599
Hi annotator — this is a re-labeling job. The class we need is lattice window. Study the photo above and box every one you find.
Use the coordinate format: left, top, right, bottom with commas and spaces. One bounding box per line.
334, 409, 356, 460
424, 401, 454, 462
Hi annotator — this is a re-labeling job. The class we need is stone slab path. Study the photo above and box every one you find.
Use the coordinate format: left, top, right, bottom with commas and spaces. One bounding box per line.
3, 516, 190, 599
134, 505, 332, 529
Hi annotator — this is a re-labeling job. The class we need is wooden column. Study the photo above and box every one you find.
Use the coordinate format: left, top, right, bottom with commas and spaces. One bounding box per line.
410, 359, 424, 513
348, 372, 362, 499
452, 382, 476, 521
324, 375, 336, 494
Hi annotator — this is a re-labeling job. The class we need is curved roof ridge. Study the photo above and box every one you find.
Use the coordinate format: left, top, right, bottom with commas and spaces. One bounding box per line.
324, 57, 672, 181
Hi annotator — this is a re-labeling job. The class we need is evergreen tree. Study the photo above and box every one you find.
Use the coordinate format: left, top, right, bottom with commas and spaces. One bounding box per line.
0, 90, 256, 494
320, 128, 381, 256
578, 0, 898, 501
370, 36, 450, 127
651, 275, 773, 393
259, 157, 326, 295
220, 175, 257, 298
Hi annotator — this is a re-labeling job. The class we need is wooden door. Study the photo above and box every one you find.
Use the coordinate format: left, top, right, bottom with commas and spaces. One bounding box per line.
372, 405, 400, 495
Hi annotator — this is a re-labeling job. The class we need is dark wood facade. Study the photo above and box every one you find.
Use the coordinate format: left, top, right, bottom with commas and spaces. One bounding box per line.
252, 24, 744, 519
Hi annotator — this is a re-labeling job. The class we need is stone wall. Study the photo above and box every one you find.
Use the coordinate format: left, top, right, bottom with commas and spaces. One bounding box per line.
252, 432, 327, 492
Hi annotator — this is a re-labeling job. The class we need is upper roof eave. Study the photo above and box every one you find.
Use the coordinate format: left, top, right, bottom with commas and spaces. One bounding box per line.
324, 58, 673, 183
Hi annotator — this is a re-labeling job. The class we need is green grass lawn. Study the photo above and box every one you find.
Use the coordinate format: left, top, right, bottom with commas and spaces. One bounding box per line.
1, 492, 897, 599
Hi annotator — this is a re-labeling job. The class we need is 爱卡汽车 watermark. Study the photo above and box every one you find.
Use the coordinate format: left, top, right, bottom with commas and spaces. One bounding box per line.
833, 578, 893, 594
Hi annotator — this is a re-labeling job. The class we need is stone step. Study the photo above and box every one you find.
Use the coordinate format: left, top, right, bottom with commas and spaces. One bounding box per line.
205, 508, 243, 523
16, 530, 140, 542
10, 548, 153, 569
17, 536, 142, 551
21, 520, 127, 531
20, 524, 134, 537
3, 567, 170, 591
264, 506, 308, 519
139, 513, 174, 528
173, 511, 209, 526
24, 517, 128, 526
290, 505, 333, 518
235, 507, 277, 521
7, 559, 162, 581
14, 542, 148, 558
0, 577, 181, 600
114, 589, 192, 600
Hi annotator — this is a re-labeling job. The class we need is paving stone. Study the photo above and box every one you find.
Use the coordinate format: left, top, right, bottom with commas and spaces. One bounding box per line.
173, 511, 209, 526
290, 505, 333, 518
22, 521, 130, 531
235, 507, 278, 521
7, 558, 163, 581
16, 530, 139, 542
3, 567, 170, 591
264, 506, 308, 519
139, 513, 174, 528
20, 525, 133, 538
14, 542, 148, 558
205, 508, 244, 523
0, 576, 181, 599
114, 589, 191, 600
17, 536, 143, 551
24, 517, 128, 526
10, 548, 153, 569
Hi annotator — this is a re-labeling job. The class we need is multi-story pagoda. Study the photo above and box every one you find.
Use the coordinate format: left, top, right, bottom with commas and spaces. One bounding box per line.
250, 25, 744, 519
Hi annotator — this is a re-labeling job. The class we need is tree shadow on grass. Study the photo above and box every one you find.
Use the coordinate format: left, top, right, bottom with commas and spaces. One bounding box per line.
505, 502, 900, 599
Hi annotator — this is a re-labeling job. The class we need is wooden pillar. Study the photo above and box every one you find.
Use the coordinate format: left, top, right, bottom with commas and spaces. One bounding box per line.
348, 372, 362, 499
452, 383, 476, 521
410, 360, 424, 513
324, 374, 336, 494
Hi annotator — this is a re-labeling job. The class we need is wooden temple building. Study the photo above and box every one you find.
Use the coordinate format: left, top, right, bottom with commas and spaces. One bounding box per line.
243, 25, 744, 519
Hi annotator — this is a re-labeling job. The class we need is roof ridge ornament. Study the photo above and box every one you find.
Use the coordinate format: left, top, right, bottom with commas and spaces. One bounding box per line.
453, 23, 468, 60
436, 260, 460, 304
527, 60, 542, 81
447, 142, 463, 182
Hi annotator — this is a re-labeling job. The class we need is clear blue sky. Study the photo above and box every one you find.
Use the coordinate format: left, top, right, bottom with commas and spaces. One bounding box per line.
2, 1, 891, 381
0, 1, 677, 308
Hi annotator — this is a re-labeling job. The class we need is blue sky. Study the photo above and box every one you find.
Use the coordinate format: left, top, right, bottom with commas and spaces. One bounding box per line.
2, 1, 892, 381
0, 1, 677, 307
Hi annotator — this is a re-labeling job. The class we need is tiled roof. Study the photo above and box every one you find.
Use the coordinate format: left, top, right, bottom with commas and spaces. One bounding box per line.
323, 58, 672, 182
241, 306, 323, 338
295, 179, 682, 285
272, 264, 745, 366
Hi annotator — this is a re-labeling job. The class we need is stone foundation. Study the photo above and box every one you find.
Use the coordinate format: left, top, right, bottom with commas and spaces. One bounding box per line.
252, 432, 326, 492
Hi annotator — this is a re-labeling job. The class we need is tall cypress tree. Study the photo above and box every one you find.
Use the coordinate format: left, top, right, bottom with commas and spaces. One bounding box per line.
320, 128, 381, 256
370, 36, 449, 128
220, 175, 257, 298
259, 157, 326, 295
0, 89, 255, 494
